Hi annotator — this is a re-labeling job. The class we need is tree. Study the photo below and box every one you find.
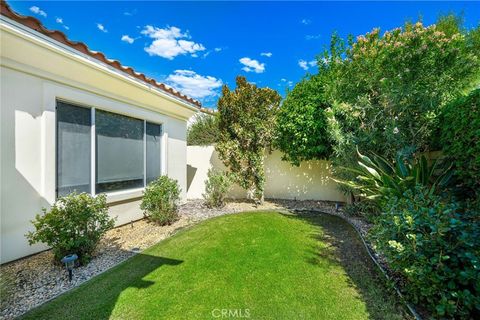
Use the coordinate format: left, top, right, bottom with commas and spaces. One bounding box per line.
324, 17, 480, 163
187, 113, 219, 146
275, 73, 333, 166
216, 76, 281, 204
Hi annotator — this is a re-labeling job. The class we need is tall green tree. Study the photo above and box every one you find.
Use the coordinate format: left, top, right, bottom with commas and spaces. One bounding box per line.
216, 76, 281, 204
275, 73, 333, 166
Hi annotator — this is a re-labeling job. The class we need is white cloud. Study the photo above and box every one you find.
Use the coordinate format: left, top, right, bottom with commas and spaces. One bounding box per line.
214, 47, 222, 52
166, 70, 223, 100
301, 18, 311, 25
55, 17, 69, 30
121, 35, 134, 44
97, 23, 108, 33
239, 57, 265, 73
124, 9, 137, 16
298, 59, 317, 70
261, 52, 272, 57
29, 6, 47, 17
141, 25, 205, 60
305, 34, 321, 40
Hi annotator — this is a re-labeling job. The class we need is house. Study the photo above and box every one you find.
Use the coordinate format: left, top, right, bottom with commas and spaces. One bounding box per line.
0, 2, 199, 263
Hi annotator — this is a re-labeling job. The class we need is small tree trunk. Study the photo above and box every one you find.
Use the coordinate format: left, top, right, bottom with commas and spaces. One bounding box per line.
258, 193, 264, 205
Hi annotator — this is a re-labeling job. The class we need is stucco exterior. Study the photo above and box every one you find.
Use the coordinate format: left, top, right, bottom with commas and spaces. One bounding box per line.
187, 146, 348, 202
1, 17, 196, 263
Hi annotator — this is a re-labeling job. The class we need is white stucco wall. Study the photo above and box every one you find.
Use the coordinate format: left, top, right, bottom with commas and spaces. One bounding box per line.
0, 18, 195, 263
187, 146, 347, 202
0, 67, 191, 263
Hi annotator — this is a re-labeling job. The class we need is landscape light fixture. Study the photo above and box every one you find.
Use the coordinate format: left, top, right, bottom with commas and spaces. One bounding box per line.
61, 254, 78, 282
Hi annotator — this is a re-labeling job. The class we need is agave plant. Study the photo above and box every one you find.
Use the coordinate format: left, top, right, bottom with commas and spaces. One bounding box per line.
335, 148, 453, 202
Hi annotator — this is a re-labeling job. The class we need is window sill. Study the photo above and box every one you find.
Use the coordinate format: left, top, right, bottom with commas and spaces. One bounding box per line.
103, 187, 144, 204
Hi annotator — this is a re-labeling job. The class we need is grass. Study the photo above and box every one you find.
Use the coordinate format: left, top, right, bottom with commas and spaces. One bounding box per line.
22, 211, 407, 319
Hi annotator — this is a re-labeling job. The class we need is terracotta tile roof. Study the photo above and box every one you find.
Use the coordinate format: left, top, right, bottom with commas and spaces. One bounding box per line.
0, 0, 202, 108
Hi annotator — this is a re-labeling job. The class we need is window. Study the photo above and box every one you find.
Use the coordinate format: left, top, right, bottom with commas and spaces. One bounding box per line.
56, 101, 163, 197
95, 110, 145, 193
56, 101, 91, 197
146, 122, 162, 184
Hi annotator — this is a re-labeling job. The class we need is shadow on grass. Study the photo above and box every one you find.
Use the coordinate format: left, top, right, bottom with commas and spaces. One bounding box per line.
283, 211, 409, 320
21, 253, 183, 320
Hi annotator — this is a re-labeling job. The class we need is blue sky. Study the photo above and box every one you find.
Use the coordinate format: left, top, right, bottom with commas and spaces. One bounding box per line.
9, 1, 480, 108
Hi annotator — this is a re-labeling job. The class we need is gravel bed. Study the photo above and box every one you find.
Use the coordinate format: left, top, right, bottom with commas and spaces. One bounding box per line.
0, 198, 361, 319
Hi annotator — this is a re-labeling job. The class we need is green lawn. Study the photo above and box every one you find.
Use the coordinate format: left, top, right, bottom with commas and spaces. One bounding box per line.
22, 211, 407, 319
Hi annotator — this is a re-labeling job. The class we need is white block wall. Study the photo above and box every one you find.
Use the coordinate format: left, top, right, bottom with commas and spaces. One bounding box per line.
186, 146, 347, 202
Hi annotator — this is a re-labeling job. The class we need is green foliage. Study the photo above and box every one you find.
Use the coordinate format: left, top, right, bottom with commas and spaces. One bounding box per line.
323, 17, 480, 167
275, 74, 333, 165
216, 76, 281, 203
141, 176, 181, 225
370, 186, 480, 318
203, 169, 232, 208
335, 149, 453, 204
440, 89, 480, 197
342, 200, 380, 220
187, 113, 219, 146
26, 193, 115, 265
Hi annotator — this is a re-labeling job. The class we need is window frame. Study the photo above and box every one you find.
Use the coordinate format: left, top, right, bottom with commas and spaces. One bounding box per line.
55, 99, 164, 198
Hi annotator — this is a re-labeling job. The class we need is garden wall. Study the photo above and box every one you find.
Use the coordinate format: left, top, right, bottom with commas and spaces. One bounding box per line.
187, 146, 347, 202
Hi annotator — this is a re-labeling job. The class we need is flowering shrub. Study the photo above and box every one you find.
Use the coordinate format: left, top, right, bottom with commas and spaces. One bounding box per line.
26, 193, 115, 265
323, 16, 480, 164
141, 176, 181, 225
370, 187, 480, 318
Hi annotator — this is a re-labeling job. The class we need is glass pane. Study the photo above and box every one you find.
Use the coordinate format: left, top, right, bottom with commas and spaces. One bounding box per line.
146, 122, 161, 184
95, 110, 144, 193
56, 101, 91, 197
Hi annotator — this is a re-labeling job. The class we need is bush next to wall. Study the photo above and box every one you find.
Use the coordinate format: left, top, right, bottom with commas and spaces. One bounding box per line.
26, 193, 115, 265
370, 186, 480, 318
141, 176, 181, 225
440, 89, 480, 198
203, 169, 232, 208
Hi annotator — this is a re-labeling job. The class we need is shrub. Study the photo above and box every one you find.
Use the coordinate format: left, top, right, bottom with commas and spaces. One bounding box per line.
26, 193, 115, 265
370, 186, 480, 318
141, 176, 181, 225
324, 16, 480, 164
440, 89, 480, 198
187, 113, 219, 146
203, 169, 232, 208
335, 149, 453, 205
